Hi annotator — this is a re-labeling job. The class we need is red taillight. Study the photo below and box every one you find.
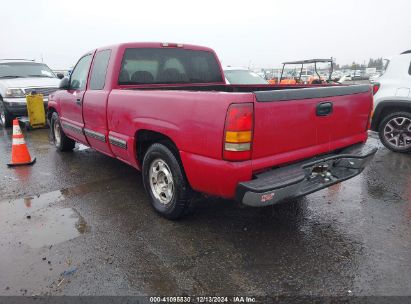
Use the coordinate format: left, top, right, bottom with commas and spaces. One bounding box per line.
373, 83, 380, 95
223, 103, 254, 161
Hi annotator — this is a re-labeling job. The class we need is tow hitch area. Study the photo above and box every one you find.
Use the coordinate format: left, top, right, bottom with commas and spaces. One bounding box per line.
309, 164, 333, 182
236, 142, 377, 207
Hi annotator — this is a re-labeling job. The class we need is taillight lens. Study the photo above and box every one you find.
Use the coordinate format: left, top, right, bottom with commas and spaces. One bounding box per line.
372, 83, 380, 95
223, 103, 254, 161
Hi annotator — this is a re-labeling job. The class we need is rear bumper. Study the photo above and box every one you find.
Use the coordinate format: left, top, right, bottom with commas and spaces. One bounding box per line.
236, 142, 377, 207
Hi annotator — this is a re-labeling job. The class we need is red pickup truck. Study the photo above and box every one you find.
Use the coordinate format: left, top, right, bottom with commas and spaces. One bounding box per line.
48, 42, 377, 219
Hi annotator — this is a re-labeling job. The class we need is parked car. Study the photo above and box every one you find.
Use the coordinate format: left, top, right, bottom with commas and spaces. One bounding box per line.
371, 50, 411, 152
344, 74, 353, 81
330, 71, 343, 82
369, 73, 381, 83
292, 69, 313, 83
224, 67, 268, 84
0, 59, 63, 127
353, 71, 370, 81
48, 42, 376, 219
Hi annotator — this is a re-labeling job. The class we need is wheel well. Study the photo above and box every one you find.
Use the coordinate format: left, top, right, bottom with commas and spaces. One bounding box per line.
136, 130, 179, 164
374, 104, 411, 130
47, 107, 57, 122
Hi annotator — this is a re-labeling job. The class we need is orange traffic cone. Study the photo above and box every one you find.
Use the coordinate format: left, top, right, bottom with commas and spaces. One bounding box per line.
7, 119, 36, 167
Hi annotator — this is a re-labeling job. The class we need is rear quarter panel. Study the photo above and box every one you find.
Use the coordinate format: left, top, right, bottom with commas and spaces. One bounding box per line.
107, 89, 253, 161
106, 89, 255, 197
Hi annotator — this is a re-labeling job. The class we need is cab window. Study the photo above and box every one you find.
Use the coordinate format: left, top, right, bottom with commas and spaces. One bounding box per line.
89, 50, 111, 90
70, 55, 92, 90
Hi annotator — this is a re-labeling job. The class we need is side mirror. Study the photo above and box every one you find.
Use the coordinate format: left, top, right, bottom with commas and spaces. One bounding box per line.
56, 73, 64, 79
59, 77, 70, 90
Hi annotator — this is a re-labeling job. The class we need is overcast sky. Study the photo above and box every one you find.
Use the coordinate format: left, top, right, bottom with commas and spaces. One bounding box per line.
1, 0, 410, 69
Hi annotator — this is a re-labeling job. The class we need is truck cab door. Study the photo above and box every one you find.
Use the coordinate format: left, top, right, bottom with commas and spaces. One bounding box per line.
82, 49, 114, 156
59, 54, 93, 144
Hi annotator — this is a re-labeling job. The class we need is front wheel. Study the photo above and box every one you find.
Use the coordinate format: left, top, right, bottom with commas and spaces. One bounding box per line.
142, 143, 192, 220
50, 112, 75, 151
378, 111, 411, 153
0, 101, 14, 128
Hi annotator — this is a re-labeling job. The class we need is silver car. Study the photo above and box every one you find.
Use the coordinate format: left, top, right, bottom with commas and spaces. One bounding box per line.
0, 59, 62, 127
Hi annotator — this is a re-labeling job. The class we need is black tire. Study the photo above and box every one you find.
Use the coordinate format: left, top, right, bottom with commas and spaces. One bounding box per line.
378, 111, 411, 153
50, 112, 75, 151
0, 100, 14, 128
142, 143, 192, 220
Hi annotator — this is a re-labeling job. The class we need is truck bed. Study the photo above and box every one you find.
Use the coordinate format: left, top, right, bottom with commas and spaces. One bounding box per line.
113, 84, 372, 175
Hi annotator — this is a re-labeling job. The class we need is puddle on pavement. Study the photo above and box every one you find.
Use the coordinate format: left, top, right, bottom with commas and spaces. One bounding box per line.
0, 189, 88, 249
0, 177, 125, 249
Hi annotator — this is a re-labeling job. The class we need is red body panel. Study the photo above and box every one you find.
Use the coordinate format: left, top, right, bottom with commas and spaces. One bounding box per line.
252, 91, 372, 171
48, 42, 373, 199
180, 151, 252, 198
58, 88, 88, 144
83, 89, 114, 156
107, 89, 252, 161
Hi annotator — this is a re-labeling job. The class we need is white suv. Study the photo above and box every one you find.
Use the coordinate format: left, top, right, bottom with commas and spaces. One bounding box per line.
0, 59, 62, 127
371, 51, 411, 152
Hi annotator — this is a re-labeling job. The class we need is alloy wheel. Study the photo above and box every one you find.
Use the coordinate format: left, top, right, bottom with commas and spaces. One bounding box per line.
149, 159, 175, 204
383, 116, 411, 149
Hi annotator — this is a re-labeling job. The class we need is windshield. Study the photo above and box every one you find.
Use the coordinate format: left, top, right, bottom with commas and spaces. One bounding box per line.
224, 70, 267, 84
0, 62, 56, 78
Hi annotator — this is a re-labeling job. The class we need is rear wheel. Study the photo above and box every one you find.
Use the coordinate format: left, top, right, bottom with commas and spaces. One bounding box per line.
142, 143, 192, 219
50, 112, 75, 151
0, 100, 14, 128
378, 111, 411, 153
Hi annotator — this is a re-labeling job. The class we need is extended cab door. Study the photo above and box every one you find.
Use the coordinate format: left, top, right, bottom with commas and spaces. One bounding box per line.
59, 54, 93, 144
82, 49, 114, 156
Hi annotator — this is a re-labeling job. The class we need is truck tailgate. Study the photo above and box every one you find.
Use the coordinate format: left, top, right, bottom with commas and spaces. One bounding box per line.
251, 85, 372, 171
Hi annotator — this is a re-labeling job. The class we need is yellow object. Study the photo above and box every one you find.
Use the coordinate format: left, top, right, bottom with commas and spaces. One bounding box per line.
225, 131, 252, 143
26, 93, 46, 128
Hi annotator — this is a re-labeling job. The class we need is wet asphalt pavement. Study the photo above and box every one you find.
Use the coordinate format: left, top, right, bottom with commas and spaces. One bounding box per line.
0, 127, 410, 297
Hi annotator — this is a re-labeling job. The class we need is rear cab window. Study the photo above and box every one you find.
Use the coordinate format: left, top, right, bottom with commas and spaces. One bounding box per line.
118, 48, 223, 85
89, 49, 111, 90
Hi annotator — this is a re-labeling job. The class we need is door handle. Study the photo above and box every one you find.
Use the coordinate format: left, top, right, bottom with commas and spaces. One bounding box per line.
76, 98, 82, 106
316, 102, 333, 116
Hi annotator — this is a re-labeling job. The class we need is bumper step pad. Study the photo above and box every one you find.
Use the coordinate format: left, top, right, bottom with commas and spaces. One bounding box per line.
236, 143, 377, 207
